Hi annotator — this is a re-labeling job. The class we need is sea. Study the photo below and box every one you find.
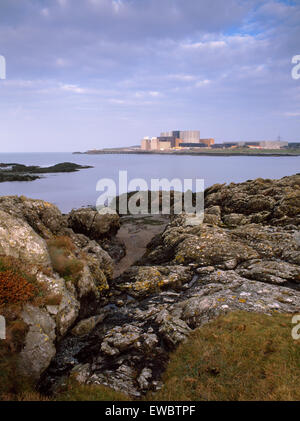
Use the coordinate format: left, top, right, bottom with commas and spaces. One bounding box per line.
0, 152, 299, 213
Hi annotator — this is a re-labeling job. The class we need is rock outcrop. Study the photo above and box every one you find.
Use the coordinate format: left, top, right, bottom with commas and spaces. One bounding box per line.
0, 162, 93, 183
0, 199, 119, 381
38, 174, 300, 398
68, 208, 120, 240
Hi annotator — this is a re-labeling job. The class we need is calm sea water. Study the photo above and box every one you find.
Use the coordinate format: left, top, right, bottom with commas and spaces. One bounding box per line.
0, 152, 299, 213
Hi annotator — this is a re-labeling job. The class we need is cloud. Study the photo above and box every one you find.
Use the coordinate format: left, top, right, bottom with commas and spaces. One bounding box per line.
181, 40, 226, 50
167, 74, 196, 82
60, 84, 87, 94
0, 0, 300, 151
195, 79, 211, 87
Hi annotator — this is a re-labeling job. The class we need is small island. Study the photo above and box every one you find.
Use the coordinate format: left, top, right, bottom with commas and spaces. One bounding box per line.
0, 162, 93, 182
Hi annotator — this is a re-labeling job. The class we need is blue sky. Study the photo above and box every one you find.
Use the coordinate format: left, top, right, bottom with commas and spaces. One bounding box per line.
0, 0, 299, 152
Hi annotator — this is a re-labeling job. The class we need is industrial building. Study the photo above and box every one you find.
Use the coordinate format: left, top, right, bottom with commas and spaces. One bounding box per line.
211, 140, 289, 149
178, 143, 209, 148
200, 138, 215, 147
141, 134, 293, 152
287, 142, 300, 148
141, 130, 215, 151
160, 130, 200, 143
141, 138, 151, 151
231, 141, 288, 149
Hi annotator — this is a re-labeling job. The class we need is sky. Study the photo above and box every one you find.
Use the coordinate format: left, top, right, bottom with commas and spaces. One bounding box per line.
0, 0, 300, 152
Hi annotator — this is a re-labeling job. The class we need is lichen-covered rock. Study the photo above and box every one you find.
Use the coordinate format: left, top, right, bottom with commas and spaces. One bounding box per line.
68, 208, 120, 240
236, 259, 300, 285
137, 368, 152, 390
223, 213, 249, 226
18, 305, 56, 380
115, 265, 192, 298
0, 197, 121, 389
83, 240, 114, 280
0, 210, 51, 266
156, 309, 191, 347
88, 364, 141, 398
35, 271, 81, 338
0, 196, 66, 238
101, 325, 142, 356
173, 224, 258, 267
232, 224, 300, 264
204, 174, 300, 227
55, 288, 80, 337
71, 363, 91, 384
71, 314, 105, 337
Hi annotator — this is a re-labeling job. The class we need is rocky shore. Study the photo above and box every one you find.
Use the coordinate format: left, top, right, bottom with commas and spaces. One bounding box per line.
0, 174, 299, 399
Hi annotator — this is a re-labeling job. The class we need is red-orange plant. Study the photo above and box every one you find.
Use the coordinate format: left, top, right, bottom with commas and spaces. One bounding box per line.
0, 270, 36, 305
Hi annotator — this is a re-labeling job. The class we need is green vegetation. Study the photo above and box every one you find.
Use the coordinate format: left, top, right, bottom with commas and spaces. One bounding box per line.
1, 376, 129, 401
1, 310, 299, 401
147, 311, 300, 401
47, 236, 84, 284
55, 377, 130, 401
0, 321, 32, 398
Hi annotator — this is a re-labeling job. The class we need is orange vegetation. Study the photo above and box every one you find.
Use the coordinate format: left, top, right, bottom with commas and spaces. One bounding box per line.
0, 270, 36, 305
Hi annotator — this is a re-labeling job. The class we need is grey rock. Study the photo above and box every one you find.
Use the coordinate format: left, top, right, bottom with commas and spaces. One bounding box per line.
138, 368, 152, 389
72, 315, 105, 337
156, 310, 191, 347
18, 305, 56, 380
68, 208, 120, 240
0, 210, 51, 266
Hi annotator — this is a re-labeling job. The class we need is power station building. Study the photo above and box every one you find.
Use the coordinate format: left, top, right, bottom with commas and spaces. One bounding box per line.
141, 130, 215, 151
160, 130, 200, 143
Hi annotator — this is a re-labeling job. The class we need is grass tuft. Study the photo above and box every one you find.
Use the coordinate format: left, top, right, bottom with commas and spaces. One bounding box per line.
47, 236, 84, 283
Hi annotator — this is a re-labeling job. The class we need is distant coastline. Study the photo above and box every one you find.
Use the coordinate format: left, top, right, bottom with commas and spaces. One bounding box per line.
73, 148, 300, 157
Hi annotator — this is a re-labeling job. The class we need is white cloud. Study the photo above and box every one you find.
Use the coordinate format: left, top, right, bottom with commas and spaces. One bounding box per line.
181, 40, 226, 50
60, 84, 86, 94
149, 91, 160, 97
135, 91, 161, 98
1, 0, 300, 149
167, 74, 196, 81
195, 79, 211, 87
